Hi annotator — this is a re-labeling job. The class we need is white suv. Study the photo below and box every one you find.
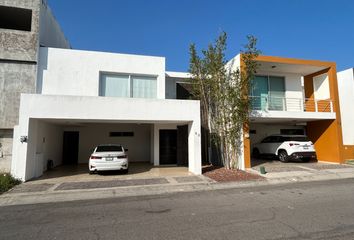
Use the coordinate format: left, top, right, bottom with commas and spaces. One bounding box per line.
252, 135, 317, 162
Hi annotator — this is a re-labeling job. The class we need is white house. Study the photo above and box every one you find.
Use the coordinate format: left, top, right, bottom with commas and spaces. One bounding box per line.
11, 47, 201, 181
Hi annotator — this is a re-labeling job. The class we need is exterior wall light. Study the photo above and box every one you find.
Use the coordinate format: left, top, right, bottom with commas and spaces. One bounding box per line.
20, 136, 28, 143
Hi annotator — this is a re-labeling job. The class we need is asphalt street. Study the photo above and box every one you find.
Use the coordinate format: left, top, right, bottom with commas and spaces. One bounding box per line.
1, 178, 354, 240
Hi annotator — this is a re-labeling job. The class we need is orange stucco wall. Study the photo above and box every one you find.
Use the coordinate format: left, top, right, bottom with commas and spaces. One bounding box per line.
243, 123, 251, 168
304, 65, 346, 163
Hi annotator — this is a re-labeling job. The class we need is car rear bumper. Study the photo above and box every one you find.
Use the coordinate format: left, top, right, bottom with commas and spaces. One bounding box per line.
290, 152, 317, 160
89, 160, 128, 171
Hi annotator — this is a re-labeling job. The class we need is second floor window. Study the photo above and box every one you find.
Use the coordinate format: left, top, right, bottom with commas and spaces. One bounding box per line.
100, 73, 157, 99
250, 75, 285, 111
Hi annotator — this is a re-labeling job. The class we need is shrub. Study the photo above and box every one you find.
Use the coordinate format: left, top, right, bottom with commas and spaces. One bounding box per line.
0, 173, 21, 194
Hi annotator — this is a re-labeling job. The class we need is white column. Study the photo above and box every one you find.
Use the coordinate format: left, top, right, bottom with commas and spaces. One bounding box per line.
153, 124, 159, 166
188, 121, 202, 175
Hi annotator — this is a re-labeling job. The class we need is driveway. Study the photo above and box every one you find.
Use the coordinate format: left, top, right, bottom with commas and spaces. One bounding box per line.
251, 158, 354, 178
5, 162, 211, 196
34, 162, 193, 183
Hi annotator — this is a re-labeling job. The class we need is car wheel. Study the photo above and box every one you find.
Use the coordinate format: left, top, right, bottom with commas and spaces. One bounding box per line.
252, 148, 260, 159
89, 171, 95, 175
122, 169, 129, 174
278, 150, 289, 163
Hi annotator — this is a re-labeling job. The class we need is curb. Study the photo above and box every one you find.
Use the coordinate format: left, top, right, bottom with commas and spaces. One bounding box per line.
0, 171, 354, 207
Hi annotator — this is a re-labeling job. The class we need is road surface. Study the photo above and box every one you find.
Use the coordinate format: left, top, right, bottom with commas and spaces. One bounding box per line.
1, 179, 354, 239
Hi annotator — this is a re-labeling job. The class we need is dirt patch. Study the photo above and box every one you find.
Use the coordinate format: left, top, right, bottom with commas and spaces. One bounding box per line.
202, 165, 264, 182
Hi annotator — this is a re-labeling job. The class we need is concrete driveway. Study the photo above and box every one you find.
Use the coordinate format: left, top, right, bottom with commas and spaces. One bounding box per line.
251, 158, 354, 179
4, 163, 210, 197
34, 162, 193, 184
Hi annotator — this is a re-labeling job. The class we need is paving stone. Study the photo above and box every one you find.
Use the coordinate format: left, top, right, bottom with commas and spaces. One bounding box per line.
10, 183, 55, 193
174, 176, 204, 183
55, 178, 169, 191
304, 163, 354, 170
253, 166, 308, 173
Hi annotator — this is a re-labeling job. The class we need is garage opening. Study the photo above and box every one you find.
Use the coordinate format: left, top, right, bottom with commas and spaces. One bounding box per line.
250, 122, 309, 167
29, 120, 191, 181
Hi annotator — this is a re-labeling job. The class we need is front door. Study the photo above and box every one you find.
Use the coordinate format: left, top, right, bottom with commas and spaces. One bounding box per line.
62, 131, 79, 165
159, 130, 177, 165
177, 125, 188, 166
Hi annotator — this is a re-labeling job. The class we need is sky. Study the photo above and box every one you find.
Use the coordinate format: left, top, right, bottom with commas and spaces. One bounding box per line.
48, 0, 354, 72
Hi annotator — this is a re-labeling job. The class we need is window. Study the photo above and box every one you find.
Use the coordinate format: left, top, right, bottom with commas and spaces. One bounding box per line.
251, 75, 285, 111
100, 75, 129, 97
280, 129, 305, 135
282, 136, 309, 142
132, 76, 157, 98
109, 132, 134, 137
96, 145, 123, 152
261, 137, 272, 143
100, 73, 157, 99
0, 6, 32, 31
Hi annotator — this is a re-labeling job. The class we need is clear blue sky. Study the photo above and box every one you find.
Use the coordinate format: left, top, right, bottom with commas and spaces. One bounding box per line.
48, 0, 354, 72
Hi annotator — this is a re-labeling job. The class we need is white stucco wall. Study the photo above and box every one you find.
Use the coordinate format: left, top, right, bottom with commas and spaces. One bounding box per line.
36, 120, 63, 171
313, 73, 330, 100
12, 94, 201, 180
63, 123, 152, 164
37, 47, 166, 99
337, 69, 354, 145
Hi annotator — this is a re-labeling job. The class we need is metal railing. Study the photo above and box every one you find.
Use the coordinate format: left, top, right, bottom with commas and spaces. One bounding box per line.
249, 96, 334, 113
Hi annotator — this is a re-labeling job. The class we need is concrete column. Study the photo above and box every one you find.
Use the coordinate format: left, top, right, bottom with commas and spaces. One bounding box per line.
188, 121, 201, 175
153, 124, 159, 166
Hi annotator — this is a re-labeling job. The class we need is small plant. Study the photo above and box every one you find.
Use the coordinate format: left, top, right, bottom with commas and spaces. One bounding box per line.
0, 173, 21, 194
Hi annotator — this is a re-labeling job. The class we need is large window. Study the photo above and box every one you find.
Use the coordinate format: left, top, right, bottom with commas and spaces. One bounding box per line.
250, 75, 285, 111
100, 73, 157, 98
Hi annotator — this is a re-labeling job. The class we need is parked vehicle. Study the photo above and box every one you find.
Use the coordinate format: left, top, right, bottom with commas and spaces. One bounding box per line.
252, 135, 316, 162
89, 144, 128, 174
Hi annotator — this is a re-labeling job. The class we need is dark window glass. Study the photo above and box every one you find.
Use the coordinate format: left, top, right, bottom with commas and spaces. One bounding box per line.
0, 6, 32, 31
283, 136, 309, 142
261, 137, 272, 143
109, 132, 134, 137
96, 145, 123, 152
271, 136, 283, 143
280, 129, 305, 135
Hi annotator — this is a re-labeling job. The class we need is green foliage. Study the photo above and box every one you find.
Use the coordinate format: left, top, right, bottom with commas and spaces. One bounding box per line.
0, 173, 21, 194
189, 32, 260, 169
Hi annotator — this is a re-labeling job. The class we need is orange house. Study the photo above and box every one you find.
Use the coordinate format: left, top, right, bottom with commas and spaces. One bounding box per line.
228, 54, 352, 169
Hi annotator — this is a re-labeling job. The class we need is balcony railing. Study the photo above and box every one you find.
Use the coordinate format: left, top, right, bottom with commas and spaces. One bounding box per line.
250, 96, 334, 113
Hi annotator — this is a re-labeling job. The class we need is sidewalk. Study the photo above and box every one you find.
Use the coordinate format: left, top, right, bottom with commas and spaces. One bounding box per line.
1, 162, 354, 207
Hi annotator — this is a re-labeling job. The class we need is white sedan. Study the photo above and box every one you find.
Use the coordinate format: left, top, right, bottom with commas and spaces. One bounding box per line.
89, 144, 128, 174
252, 135, 317, 162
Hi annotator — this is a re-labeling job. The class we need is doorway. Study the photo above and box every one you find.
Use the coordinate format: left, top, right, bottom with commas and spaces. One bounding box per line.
177, 125, 188, 166
159, 130, 177, 165
62, 131, 79, 165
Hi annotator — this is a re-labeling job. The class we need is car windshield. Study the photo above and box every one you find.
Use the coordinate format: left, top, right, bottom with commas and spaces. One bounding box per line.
283, 136, 309, 142
95, 145, 123, 152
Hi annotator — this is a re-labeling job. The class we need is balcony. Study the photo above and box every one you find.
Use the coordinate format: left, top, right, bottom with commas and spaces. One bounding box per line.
249, 96, 336, 123
250, 96, 334, 113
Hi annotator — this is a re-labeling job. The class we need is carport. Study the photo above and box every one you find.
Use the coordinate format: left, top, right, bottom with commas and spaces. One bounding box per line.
248, 114, 337, 168
11, 94, 201, 181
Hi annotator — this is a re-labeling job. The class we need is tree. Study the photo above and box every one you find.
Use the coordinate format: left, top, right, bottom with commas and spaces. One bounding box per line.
189, 32, 260, 169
